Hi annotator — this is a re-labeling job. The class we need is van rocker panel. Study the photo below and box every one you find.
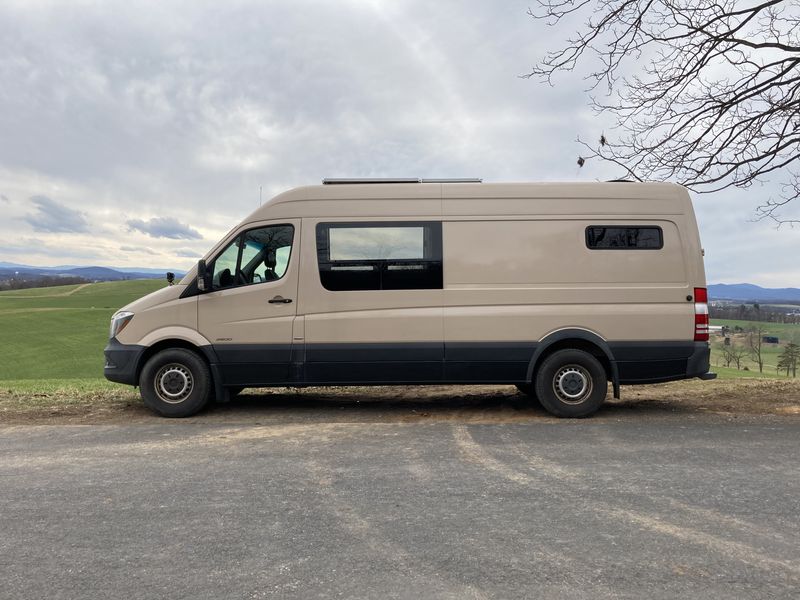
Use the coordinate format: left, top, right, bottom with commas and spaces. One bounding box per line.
195, 340, 710, 387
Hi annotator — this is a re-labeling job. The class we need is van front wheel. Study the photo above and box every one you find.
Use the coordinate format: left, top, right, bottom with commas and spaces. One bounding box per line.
140, 348, 212, 417
535, 349, 607, 418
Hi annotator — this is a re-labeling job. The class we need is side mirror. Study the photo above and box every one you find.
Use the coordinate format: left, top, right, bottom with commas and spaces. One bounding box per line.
197, 259, 212, 292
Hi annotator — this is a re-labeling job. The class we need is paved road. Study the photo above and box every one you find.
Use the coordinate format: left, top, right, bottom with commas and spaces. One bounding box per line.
1, 407, 799, 599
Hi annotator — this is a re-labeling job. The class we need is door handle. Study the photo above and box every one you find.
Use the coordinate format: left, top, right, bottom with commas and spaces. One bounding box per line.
268, 295, 293, 304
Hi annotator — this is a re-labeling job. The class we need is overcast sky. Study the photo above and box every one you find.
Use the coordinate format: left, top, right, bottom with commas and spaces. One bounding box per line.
0, 0, 796, 286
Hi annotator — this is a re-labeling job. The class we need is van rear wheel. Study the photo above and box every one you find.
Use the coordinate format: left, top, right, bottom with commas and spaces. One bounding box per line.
140, 348, 212, 417
535, 349, 607, 418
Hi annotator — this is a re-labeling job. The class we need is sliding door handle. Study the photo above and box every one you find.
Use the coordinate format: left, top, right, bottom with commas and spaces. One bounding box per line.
268, 296, 293, 304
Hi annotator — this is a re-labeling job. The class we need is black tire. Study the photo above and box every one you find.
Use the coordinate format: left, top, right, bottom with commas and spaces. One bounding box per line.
534, 349, 607, 418
139, 348, 212, 417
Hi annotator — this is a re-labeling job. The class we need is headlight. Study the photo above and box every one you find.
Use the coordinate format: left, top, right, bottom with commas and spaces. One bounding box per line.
110, 311, 134, 339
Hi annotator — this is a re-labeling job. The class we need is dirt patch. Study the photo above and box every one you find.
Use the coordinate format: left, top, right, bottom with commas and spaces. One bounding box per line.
1, 377, 800, 425
0, 396, 149, 425
611, 378, 800, 416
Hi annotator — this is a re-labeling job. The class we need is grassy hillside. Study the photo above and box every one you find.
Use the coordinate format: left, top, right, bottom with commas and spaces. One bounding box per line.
0, 280, 164, 380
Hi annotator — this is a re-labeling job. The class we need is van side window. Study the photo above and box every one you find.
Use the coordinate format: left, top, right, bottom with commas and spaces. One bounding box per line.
585, 226, 663, 250
211, 224, 294, 290
316, 222, 443, 291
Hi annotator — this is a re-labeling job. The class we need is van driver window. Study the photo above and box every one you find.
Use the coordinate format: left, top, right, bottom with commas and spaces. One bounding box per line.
211, 224, 294, 290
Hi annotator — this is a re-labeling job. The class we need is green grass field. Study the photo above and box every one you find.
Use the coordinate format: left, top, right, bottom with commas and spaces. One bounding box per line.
0, 280, 163, 380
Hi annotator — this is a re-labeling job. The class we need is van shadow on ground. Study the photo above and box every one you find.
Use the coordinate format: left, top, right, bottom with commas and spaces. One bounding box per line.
202, 385, 733, 424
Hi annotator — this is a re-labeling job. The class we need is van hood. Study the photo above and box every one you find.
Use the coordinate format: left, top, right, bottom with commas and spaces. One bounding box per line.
117, 284, 186, 314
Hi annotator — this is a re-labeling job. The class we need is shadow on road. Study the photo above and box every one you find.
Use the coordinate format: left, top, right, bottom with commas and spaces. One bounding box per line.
201, 385, 724, 424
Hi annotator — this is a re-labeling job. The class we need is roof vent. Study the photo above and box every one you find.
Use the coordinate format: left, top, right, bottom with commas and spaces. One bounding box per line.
421, 178, 482, 183
322, 178, 482, 185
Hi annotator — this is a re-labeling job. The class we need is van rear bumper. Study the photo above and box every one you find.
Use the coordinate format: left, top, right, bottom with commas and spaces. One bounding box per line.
686, 342, 714, 379
104, 339, 144, 385
614, 341, 712, 385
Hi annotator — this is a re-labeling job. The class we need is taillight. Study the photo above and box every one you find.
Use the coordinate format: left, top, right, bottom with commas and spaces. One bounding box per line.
694, 287, 709, 341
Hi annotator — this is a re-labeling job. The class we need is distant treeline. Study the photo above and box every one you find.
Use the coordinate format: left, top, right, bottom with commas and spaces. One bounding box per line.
710, 303, 800, 324
0, 276, 89, 291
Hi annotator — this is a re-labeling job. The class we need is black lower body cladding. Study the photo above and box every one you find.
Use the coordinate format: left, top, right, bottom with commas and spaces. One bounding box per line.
103, 339, 145, 385
611, 341, 711, 384
104, 339, 712, 387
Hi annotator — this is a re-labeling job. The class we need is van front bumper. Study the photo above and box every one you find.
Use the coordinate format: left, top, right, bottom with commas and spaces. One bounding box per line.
104, 339, 144, 386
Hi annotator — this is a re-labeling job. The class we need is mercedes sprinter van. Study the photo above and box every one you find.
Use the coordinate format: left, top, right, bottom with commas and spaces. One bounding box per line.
104, 179, 715, 418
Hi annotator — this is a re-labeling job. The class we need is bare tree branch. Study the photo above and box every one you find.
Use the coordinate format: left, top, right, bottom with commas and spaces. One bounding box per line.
526, 0, 800, 221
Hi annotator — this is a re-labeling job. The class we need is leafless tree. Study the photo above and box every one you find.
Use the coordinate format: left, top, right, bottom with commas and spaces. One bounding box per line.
719, 338, 748, 369
747, 325, 766, 372
525, 1, 800, 222
716, 341, 733, 367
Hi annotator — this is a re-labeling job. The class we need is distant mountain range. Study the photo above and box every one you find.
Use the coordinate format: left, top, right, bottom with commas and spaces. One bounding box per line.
0, 262, 186, 282
0, 261, 796, 300
708, 283, 800, 302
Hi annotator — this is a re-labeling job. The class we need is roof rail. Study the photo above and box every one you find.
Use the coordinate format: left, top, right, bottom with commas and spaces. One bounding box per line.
322, 178, 482, 185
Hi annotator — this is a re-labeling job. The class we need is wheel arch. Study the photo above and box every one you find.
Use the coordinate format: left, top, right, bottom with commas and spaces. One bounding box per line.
134, 338, 218, 384
527, 329, 620, 398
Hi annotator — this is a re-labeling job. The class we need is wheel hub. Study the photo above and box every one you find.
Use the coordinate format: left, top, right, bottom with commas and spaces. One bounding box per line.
155, 364, 193, 404
553, 365, 592, 404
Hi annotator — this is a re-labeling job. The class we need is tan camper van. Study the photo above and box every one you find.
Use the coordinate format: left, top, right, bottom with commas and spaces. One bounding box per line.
104, 179, 715, 418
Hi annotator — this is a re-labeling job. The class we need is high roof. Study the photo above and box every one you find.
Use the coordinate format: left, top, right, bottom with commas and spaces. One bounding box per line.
242, 181, 686, 219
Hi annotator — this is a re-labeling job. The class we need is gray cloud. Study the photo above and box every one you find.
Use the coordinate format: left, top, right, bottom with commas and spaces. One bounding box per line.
0, 237, 105, 261
120, 245, 156, 255
0, 237, 47, 254
23, 195, 90, 233
0, 1, 798, 283
126, 217, 202, 240
175, 249, 201, 258
0, 194, 8, 203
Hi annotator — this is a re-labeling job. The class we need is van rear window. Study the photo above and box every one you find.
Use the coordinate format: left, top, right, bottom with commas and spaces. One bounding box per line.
585, 226, 663, 249
316, 222, 442, 291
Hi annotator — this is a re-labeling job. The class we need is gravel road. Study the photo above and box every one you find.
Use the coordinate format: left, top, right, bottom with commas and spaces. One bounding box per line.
1, 399, 798, 599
